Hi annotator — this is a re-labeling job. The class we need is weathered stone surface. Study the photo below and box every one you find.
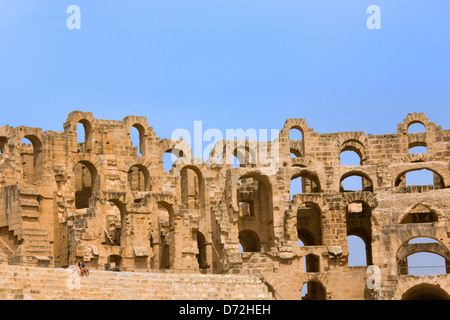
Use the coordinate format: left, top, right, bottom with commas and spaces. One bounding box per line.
0, 111, 448, 300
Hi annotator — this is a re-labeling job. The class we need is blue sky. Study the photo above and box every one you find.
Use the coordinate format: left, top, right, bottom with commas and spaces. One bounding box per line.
1, 1, 449, 276
0, 0, 448, 140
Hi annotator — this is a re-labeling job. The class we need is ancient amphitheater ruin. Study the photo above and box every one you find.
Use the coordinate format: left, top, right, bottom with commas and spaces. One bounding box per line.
0, 111, 448, 300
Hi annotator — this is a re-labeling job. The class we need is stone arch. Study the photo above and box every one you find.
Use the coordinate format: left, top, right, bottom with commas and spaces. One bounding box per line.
0, 136, 8, 154
107, 254, 123, 269
291, 194, 329, 213
232, 143, 257, 167
195, 231, 209, 269
127, 164, 151, 192
401, 283, 450, 300
205, 140, 225, 165
304, 253, 320, 272
397, 113, 434, 135
290, 168, 322, 195
281, 119, 311, 140
342, 191, 378, 209
129, 123, 146, 156
73, 160, 99, 209
76, 119, 92, 152
0, 126, 13, 155
289, 126, 305, 159
338, 132, 367, 165
153, 200, 176, 269
64, 111, 96, 153
301, 279, 327, 300
398, 203, 441, 224
123, 116, 150, 157
408, 135, 427, 150
339, 170, 374, 192
290, 156, 317, 168
102, 199, 124, 246
234, 171, 275, 252
281, 118, 314, 158
345, 200, 374, 265
394, 167, 445, 188
297, 202, 323, 246
160, 139, 192, 172
107, 198, 128, 246
218, 140, 258, 167
238, 229, 261, 252
396, 235, 450, 276
397, 239, 450, 262
288, 196, 328, 245
179, 165, 205, 216
18, 133, 43, 184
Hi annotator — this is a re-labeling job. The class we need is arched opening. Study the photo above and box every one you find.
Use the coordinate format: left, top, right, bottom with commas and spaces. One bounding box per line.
289, 128, 303, 140
104, 201, 122, 246
157, 202, 174, 269
238, 230, 260, 253
408, 237, 439, 244
76, 122, 85, 144
304, 254, 320, 272
406, 252, 447, 276
127, 164, 150, 192
395, 168, 444, 189
290, 176, 303, 199
107, 255, 122, 271
237, 173, 274, 252
402, 284, 450, 300
347, 235, 367, 267
76, 119, 91, 153
239, 200, 254, 217
163, 149, 183, 172
180, 166, 202, 211
346, 202, 373, 265
398, 237, 449, 276
340, 150, 362, 166
409, 146, 427, 154
407, 122, 426, 134
130, 124, 145, 156
301, 281, 326, 300
196, 231, 209, 269
290, 172, 321, 199
400, 205, 438, 224
231, 153, 240, 168
297, 202, 322, 246
163, 152, 174, 172
406, 169, 434, 186
232, 146, 256, 168
289, 128, 304, 158
74, 161, 98, 209
20, 135, 42, 184
0, 136, 7, 154
290, 150, 302, 158
340, 173, 373, 192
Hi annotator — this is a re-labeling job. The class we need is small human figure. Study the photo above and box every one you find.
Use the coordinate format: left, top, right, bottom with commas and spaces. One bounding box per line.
80, 260, 89, 277
73, 261, 81, 275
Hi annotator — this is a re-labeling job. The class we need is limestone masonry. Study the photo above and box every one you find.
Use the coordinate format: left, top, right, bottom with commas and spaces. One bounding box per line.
0, 111, 449, 300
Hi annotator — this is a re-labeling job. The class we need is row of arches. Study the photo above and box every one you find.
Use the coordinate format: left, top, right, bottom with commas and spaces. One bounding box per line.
74, 161, 204, 211
288, 121, 431, 164
289, 167, 445, 197
300, 279, 450, 300
75, 118, 147, 156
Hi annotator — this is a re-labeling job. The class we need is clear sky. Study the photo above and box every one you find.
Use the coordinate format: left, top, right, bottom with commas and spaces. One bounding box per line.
1, 1, 449, 278
0, 0, 449, 140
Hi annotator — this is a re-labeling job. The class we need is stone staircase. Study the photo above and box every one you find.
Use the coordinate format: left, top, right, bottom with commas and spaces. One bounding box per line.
13, 186, 52, 264
0, 264, 274, 300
